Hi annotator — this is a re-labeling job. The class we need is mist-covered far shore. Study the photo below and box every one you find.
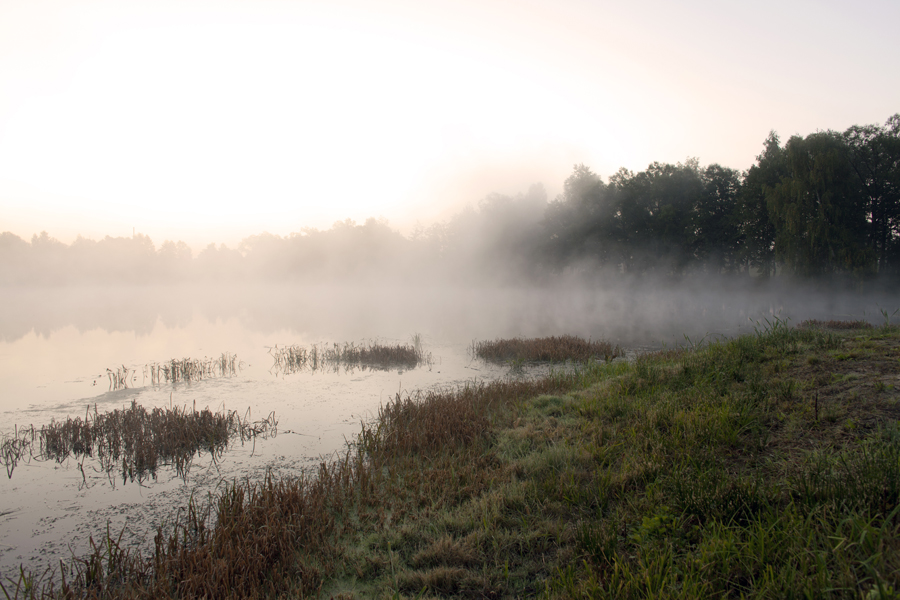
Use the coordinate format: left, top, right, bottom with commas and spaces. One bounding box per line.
2, 112, 897, 348
3, 112, 899, 289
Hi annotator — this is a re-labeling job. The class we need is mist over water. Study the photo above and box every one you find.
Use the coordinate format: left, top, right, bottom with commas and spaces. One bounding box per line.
1, 276, 893, 347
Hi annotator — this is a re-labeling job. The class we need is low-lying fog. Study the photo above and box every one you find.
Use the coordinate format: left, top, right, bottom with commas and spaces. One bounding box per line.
1, 277, 894, 348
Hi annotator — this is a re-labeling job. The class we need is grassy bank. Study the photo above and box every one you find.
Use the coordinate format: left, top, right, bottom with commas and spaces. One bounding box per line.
7, 324, 900, 598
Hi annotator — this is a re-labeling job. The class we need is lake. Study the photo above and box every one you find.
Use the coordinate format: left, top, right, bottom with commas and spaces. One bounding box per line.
0, 280, 890, 580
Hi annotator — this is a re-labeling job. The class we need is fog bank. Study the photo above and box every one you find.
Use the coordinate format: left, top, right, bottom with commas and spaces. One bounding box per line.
2, 278, 895, 350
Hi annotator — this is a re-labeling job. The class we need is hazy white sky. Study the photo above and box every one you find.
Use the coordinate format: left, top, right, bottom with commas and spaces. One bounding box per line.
1, 0, 897, 248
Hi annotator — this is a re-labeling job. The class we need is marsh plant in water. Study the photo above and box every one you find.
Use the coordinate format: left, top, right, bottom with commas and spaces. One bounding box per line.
268, 339, 431, 376
472, 334, 622, 363
107, 353, 242, 391
0, 401, 276, 484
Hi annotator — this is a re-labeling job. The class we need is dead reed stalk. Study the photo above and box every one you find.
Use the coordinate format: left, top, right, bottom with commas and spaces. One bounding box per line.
0, 424, 36, 477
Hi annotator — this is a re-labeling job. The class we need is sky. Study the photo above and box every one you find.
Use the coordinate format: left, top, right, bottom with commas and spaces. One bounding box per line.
1, 0, 898, 249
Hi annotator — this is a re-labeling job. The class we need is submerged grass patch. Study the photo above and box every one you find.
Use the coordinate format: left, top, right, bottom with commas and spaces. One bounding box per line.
6, 323, 900, 598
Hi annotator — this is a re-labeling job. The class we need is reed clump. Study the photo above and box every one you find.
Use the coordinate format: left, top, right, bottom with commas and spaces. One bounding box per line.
108, 354, 241, 391
799, 318, 874, 330
146, 353, 240, 386
0, 425, 36, 477
269, 340, 430, 375
2, 401, 275, 484
473, 334, 621, 363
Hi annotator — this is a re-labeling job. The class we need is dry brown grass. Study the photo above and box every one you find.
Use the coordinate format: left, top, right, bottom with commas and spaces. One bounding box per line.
473, 334, 621, 363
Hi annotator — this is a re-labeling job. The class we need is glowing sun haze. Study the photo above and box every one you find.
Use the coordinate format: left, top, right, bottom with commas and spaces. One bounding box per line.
1, 0, 897, 248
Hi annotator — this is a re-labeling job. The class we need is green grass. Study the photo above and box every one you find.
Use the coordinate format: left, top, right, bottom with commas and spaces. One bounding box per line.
331, 321, 900, 599
6, 321, 900, 598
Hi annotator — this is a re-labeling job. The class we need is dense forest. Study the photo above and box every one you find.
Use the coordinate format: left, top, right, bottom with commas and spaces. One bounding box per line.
2, 115, 898, 285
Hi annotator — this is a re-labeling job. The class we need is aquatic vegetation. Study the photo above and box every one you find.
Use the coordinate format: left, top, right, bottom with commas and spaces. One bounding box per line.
473, 334, 621, 363
0, 401, 275, 484
146, 353, 241, 386
107, 353, 241, 391
0, 425, 35, 478
269, 339, 431, 375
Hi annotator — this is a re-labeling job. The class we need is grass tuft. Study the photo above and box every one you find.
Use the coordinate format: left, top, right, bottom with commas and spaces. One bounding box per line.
799, 318, 874, 330
472, 334, 621, 363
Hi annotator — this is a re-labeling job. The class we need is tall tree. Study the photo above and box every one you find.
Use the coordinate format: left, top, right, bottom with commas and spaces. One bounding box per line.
542, 164, 617, 268
612, 161, 702, 274
694, 164, 743, 273
768, 131, 873, 277
739, 132, 783, 277
843, 114, 900, 274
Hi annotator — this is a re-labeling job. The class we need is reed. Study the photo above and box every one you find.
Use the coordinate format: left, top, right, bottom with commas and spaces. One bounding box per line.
269, 339, 431, 375
0, 425, 36, 478
141, 353, 240, 389
3, 401, 275, 485
473, 334, 621, 363
106, 365, 133, 391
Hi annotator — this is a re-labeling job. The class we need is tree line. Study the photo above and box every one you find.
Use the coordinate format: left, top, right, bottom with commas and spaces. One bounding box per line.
542, 114, 900, 279
2, 114, 898, 285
